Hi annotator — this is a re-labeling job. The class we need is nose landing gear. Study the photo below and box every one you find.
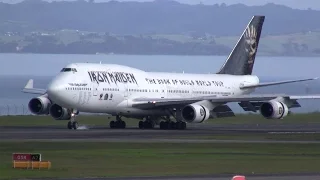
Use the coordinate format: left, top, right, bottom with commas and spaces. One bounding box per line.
67, 113, 78, 130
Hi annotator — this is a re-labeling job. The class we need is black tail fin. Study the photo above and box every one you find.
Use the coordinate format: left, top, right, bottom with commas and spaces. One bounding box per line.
217, 16, 265, 75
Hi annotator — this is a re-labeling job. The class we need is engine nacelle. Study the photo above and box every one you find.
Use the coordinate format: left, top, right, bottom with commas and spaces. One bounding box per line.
28, 95, 51, 115
260, 100, 289, 119
181, 104, 210, 123
49, 104, 71, 120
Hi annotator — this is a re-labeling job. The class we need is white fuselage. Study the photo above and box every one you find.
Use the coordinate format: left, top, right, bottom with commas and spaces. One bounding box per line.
47, 63, 259, 117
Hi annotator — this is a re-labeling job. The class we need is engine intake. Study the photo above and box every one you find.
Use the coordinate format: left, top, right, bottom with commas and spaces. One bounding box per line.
260, 100, 289, 119
28, 95, 51, 115
181, 104, 210, 123
49, 104, 71, 120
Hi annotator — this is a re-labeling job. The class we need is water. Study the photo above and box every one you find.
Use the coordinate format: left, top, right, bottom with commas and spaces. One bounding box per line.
1, 53, 320, 115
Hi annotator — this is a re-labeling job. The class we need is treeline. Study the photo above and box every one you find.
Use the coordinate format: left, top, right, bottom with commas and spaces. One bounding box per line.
0, 0, 320, 35
0, 34, 230, 55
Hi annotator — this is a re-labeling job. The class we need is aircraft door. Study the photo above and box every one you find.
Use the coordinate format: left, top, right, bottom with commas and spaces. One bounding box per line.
124, 84, 128, 99
92, 82, 98, 96
160, 84, 167, 98
123, 83, 129, 107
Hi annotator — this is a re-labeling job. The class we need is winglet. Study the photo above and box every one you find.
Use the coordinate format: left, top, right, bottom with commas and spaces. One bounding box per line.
232, 175, 246, 180
24, 79, 34, 89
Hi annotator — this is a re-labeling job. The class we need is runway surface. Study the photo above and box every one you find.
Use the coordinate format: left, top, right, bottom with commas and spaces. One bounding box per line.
2, 123, 320, 180
2, 123, 320, 143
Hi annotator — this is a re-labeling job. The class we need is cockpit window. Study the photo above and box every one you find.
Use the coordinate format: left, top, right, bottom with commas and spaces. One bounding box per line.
60, 68, 77, 72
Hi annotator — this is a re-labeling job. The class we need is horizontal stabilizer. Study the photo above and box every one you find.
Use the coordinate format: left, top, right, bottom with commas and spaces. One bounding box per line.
22, 79, 47, 95
240, 77, 318, 89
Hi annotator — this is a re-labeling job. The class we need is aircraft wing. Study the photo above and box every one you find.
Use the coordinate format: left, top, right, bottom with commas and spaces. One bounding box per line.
132, 94, 320, 110
240, 77, 318, 89
22, 79, 47, 95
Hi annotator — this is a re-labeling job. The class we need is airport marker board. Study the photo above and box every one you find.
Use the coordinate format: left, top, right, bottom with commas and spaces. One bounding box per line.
12, 153, 41, 161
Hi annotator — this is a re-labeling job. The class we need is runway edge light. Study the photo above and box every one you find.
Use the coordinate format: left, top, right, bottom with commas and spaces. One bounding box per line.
232, 175, 246, 180
12, 153, 51, 170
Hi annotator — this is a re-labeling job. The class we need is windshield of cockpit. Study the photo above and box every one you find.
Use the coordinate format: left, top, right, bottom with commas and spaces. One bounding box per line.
60, 68, 77, 73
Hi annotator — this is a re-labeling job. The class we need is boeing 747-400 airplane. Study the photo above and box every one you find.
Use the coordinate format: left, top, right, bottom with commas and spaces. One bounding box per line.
23, 16, 320, 130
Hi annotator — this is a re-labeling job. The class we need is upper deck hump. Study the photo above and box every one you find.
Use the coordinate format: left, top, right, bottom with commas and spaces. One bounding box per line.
65, 63, 145, 74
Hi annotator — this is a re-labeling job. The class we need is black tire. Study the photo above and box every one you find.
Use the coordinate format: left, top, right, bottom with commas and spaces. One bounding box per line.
72, 121, 78, 130
67, 121, 72, 129
139, 121, 144, 129
163, 121, 169, 130
121, 121, 126, 129
110, 120, 115, 129
169, 121, 176, 130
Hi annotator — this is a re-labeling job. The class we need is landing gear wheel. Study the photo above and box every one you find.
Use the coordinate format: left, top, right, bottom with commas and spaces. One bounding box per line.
139, 121, 144, 129
72, 121, 78, 130
118, 120, 126, 129
138, 120, 154, 129
110, 120, 126, 129
176, 121, 187, 130
160, 121, 165, 129
159, 121, 169, 130
110, 120, 115, 129
143, 121, 153, 129
159, 121, 186, 130
67, 121, 72, 129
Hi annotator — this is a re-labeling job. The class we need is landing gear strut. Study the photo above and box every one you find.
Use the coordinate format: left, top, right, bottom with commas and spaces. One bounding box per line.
110, 115, 126, 129
67, 113, 78, 130
159, 110, 187, 130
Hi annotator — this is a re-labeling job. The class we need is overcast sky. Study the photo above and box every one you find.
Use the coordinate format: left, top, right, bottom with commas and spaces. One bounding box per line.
1, 0, 320, 10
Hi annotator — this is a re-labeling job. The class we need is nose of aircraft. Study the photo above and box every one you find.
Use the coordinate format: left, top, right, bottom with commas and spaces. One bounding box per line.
47, 79, 66, 103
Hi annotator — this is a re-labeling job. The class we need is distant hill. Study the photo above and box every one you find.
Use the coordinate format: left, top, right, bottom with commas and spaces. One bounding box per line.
1, 0, 320, 35
1, 0, 320, 56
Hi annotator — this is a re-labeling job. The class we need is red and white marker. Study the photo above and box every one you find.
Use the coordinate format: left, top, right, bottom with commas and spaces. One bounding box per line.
232, 175, 246, 180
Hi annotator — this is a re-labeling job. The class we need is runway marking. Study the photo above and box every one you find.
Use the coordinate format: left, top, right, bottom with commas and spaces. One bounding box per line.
1, 138, 320, 144
268, 132, 320, 134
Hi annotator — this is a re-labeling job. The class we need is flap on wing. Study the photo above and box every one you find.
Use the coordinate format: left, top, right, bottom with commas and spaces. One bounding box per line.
238, 101, 263, 112
211, 105, 235, 118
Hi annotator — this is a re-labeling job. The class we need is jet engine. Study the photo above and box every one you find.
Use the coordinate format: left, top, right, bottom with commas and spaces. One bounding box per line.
260, 100, 289, 119
28, 95, 51, 115
181, 104, 210, 123
49, 103, 71, 120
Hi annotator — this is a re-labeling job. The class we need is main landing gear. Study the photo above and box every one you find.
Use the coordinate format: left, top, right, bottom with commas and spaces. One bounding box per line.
159, 121, 186, 130
138, 116, 187, 130
138, 117, 155, 129
109, 115, 126, 129
67, 113, 78, 130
